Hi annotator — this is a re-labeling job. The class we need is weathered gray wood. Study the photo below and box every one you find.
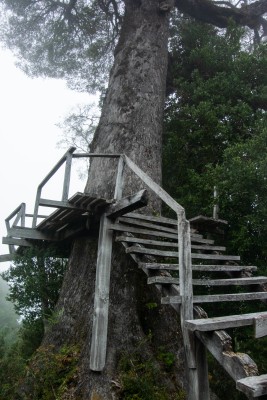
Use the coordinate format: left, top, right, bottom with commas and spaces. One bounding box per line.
125, 212, 179, 226
148, 276, 267, 287
123, 155, 184, 214
73, 153, 121, 158
3, 237, 32, 247
110, 223, 179, 239
8, 227, 58, 241
193, 276, 267, 286
106, 190, 148, 219
197, 330, 258, 381
139, 262, 179, 270
62, 151, 73, 201
162, 292, 267, 304
254, 314, 267, 338
39, 198, 86, 210
0, 254, 15, 262
148, 276, 179, 285
114, 156, 125, 200
32, 147, 76, 228
126, 246, 240, 261
186, 312, 267, 332
116, 235, 225, 251
237, 374, 267, 397
139, 262, 257, 272
118, 216, 179, 234
90, 214, 113, 371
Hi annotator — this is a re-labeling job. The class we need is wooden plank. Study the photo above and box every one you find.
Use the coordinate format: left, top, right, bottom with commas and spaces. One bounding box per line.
126, 246, 178, 257
148, 276, 267, 287
0, 254, 15, 262
185, 312, 267, 332
162, 292, 267, 304
139, 262, 257, 272
110, 223, 178, 239
90, 214, 113, 372
123, 155, 184, 214
111, 222, 214, 244
237, 375, 267, 397
2, 237, 32, 247
148, 276, 179, 285
193, 276, 267, 286
254, 314, 267, 338
62, 151, 73, 201
116, 235, 224, 251
106, 190, 148, 219
114, 156, 125, 200
39, 198, 85, 210
126, 246, 240, 261
8, 227, 58, 241
118, 217, 179, 234
197, 330, 258, 382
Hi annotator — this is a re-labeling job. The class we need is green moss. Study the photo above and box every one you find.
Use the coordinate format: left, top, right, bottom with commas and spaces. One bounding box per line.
21, 344, 81, 400
118, 351, 186, 400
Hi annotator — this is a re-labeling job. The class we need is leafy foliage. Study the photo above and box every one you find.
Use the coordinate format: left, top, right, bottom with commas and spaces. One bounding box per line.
0, 0, 124, 92
164, 21, 267, 238
1, 247, 67, 323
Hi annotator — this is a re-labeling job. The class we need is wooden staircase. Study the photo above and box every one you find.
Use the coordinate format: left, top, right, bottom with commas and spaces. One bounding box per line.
113, 212, 267, 399
1, 148, 267, 399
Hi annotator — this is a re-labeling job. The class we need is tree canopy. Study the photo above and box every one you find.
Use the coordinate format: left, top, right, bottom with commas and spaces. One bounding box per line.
0, 0, 267, 93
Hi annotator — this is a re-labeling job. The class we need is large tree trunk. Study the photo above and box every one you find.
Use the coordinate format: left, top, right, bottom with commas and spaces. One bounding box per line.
42, 1, 187, 399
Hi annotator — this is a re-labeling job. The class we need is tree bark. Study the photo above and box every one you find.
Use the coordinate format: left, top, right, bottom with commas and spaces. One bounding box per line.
42, 1, 187, 399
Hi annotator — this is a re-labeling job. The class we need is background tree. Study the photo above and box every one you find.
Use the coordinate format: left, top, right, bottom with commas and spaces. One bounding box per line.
1, 1, 267, 399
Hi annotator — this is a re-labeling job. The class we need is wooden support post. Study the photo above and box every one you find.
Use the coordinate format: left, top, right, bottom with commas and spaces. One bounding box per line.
114, 156, 125, 200
178, 215, 210, 400
62, 151, 73, 201
90, 214, 113, 371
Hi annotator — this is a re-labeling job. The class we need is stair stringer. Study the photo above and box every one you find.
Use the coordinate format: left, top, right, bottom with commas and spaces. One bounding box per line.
118, 231, 259, 398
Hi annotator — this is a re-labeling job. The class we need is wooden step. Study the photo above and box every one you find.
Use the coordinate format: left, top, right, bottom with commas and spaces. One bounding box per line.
116, 235, 226, 252
148, 276, 267, 286
110, 223, 214, 244
126, 246, 240, 261
237, 374, 267, 398
118, 217, 178, 234
162, 292, 267, 305
139, 262, 257, 272
185, 312, 267, 332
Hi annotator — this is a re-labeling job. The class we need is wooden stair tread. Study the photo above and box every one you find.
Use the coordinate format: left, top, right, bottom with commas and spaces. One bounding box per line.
148, 276, 267, 286
185, 312, 267, 332
110, 223, 214, 244
162, 292, 267, 304
139, 262, 257, 272
126, 245, 240, 261
116, 235, 226, 251
237, 374, 267, 397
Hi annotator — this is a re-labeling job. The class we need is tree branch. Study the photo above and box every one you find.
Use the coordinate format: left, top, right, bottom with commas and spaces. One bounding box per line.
175, 0, 267, 35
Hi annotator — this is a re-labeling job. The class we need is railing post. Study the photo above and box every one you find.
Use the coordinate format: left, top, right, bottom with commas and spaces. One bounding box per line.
178, 213, 210, 400
32, 187, 42, 228
62, 151, 73, 201
114, 156, 125, 200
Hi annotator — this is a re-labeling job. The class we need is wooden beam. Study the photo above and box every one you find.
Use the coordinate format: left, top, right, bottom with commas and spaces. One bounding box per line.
0, 254, 15, 262
123, 155, 184, 214
2, 237, 32, 247
186, 312, 267, 332
162, 292, 267, 304
197, 330, 258, 381
39, 198, 85, 210
106, 189, 148, 220
90, 214, 113, 371
8, 227, 58, 241
237, 374, 267, 397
